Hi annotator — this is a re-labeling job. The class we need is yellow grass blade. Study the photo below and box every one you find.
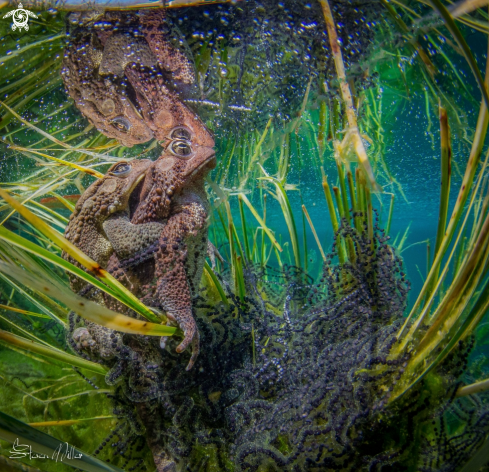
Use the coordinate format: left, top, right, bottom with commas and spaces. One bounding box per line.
0, 261, 176, 338
5, 143, 104, 178
0, 188, 161, 324
0, 100, 70, 148
239, 193, 283, 252
29, 416, 116, 428
0, 303, 50, 319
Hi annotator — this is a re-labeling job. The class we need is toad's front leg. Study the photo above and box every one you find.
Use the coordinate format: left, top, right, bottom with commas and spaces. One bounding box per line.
155, 202, 207, 370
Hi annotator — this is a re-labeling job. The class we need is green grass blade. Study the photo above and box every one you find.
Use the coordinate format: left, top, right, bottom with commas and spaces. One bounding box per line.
390, 272, 489, 403
397, 221, 411, 252
390, 215, 489, 402
336, 161, 350, 223
0, 226, 162, 324
386, 193, 395, 235
0, 261, 176, 338
238, 195, 252, 260
429, 0, 489, 110
0, 188, 161, 324
0, 310, 57, 349
235, 255, 246, 303
0, 270, 67, 327
321, 172, 339, 233
239, 194, 282, 252
0, 303, 50, 320
302, 205, 326, 262
0, 329, 108, 376
258, 166, 300, 266
434, 107, 452, 257
203, 262, 229, 305
302, 200, 308, 272
0, 410, 124, 472
423, 106, 452, 304
6, 144, 104, 178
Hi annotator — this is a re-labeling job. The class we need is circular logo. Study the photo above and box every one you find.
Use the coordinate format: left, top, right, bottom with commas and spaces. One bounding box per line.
3, 4, 38, 32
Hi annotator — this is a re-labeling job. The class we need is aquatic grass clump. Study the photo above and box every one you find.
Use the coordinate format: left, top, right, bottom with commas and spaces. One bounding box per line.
382, 2, 489, 406
0, 187, 170, 325
83, 201, 485, 471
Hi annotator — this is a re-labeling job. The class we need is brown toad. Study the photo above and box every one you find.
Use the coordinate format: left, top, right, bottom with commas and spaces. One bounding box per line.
124, 67, 214, 147
135, 137, 216, 370
64, 159, 164, 358
61, 28, 154, 147
61, 10, 200, 147
97, 10, 195, 86
103, 134, 216, 370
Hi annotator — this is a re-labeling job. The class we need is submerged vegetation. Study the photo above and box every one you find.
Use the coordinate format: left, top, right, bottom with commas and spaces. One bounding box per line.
0, 0, 488, 470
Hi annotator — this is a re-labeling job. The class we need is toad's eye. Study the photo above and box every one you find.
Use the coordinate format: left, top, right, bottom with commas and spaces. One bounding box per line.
170, 140, 193, 157
170, 127, 192, 142
110, 162, 131, 176
111, 117, 131, 133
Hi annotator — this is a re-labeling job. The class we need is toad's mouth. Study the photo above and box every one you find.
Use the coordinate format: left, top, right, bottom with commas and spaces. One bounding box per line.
125, 80, 144, 119
187, 149, 217, 179
191, 155, 217, 177
129, 176, 145, 218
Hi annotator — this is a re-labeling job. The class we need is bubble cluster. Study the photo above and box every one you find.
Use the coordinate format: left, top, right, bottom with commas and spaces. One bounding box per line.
165, 0, 381, 132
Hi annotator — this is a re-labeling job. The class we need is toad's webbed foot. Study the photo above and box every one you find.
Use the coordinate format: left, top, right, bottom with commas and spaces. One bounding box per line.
67, 297, 120, 361
84, 321, 123, 360
165, 312, 199, 371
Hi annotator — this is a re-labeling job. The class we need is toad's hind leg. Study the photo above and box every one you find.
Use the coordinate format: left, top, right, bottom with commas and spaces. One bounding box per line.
67, 289, 123, 361
156, 248, 199, 371
154, 204, 207, 370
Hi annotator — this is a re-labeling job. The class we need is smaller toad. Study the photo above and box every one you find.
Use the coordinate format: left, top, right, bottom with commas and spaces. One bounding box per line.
64, 159, 163, 359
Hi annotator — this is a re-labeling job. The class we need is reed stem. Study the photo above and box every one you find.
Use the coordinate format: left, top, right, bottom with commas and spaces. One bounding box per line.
365, 186, 374, 249
397, 40, 489, 344
318, 0, 381, 192
318, 97, 328, 155
434, 106, 452, 260
386, 194, 394, 235
321, 171, 339, 233
302, 200, 308, 272
347, 170, 360, 231
333, 186, 345, 220
336, 161, 350, 224
238, 195, 251, 261
302, 205, 327, 262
